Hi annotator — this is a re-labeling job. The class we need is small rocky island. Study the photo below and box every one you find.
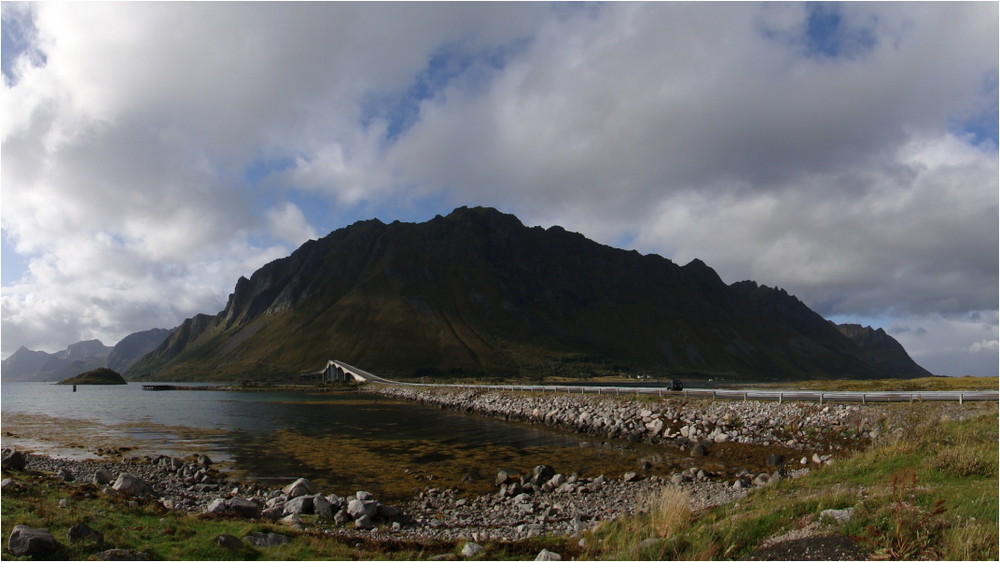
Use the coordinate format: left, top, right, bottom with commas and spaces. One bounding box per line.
57, 367, 127, 385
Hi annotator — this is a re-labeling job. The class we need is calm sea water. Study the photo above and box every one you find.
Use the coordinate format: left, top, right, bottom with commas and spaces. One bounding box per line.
1, 382, 672, 499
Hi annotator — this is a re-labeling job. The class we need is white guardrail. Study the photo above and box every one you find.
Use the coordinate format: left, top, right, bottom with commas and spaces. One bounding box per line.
331, 361, 999, 405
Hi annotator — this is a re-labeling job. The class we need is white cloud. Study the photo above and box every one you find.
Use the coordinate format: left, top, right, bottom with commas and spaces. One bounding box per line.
1, 3, 996, 377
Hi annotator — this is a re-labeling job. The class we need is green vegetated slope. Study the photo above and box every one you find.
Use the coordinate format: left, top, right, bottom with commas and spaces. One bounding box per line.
57, 368, 127, 385
586, 403, 998, 561
127, 207, 931, 382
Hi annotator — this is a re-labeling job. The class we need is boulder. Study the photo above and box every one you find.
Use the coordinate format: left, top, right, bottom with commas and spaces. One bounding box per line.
313, 495, 334, 519
1, 449, 26, 471
56, 467, 75, 481
496, 469, 513, 486
461, 542, 484, 558
283, 495, 314, 515
243, 532, 291, 547
377, 503, 401, 519
281, 478, 315, 498
346, 498, 377, 520
93, 468, 114, 485
8, 525, 59, 557
354, 514, 375, 530
204, 498, 229, 515
622, 471, 641, 482
226, 497, 261, 518
820, 507, 854, 524
112, 473, 153, 497
532, 465, 555, 485
536, 549, 562, 561
334, 508, 352, 525
213, 534, 242, 552
355, 490, 373, 501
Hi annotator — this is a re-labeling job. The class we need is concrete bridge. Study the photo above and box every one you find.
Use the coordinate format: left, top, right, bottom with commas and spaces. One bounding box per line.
312, 360, 999, 404
307, 360, 394, 384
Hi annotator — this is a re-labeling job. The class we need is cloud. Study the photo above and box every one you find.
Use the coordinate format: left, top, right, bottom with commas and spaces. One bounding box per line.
1, 3, 996, 377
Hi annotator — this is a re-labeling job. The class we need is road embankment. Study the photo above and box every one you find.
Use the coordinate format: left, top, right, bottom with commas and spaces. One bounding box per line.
370, 384, 888, 452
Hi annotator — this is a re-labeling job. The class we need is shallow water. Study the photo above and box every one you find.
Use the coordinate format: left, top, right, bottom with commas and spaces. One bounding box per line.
1, 382, 688, 499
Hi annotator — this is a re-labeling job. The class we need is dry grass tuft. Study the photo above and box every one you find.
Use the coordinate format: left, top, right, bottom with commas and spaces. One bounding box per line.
645, 486, 692, 538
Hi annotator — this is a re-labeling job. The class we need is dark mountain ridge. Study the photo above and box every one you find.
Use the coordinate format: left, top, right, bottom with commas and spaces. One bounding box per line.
126, 206, 932, 382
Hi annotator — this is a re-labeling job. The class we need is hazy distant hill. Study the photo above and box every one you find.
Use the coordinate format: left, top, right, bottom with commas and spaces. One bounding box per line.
3, 328, 171, 382
126, 206, 932, 382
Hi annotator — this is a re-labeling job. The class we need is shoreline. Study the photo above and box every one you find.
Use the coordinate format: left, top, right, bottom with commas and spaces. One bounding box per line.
6, 448, 762, 544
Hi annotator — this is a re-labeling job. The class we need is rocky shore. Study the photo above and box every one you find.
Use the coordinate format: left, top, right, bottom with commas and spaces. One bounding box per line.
370, 385, 885, 451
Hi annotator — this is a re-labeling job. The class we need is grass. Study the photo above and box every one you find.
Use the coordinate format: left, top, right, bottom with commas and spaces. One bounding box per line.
582, 402, 998, 560
761, 376, 998, 392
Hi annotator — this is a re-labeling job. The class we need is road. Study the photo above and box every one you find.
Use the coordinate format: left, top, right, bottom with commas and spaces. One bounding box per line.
330, 360, 998, 404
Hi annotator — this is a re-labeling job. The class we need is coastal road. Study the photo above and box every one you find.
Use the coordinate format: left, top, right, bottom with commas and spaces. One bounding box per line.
329, 360, 999, 404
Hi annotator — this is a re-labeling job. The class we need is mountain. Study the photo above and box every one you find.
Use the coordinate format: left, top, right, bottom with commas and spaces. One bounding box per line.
127, 206, 933, 382
1, 340, 111, 382
106, 328, 174, 373
836, 324, 933, 378
3, 328, 172, 382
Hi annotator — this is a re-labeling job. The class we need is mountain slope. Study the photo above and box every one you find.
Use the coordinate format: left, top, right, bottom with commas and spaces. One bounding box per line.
836, 323, 933, 378
127, 206, 932, 382
106, 328, 174, 373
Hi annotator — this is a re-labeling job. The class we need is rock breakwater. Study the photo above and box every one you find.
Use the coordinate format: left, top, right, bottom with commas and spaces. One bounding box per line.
371, 385, 884, 452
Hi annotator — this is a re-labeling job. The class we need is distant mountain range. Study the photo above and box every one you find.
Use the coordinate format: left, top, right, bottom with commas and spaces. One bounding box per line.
123, 206, 932, 382
2, 328, 172, 382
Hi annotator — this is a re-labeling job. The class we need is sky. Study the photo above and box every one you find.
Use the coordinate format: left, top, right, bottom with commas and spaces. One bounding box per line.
1, 2, 997, 377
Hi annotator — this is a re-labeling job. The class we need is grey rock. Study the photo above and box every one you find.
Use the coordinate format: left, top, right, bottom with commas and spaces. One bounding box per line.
8, 526, 59, 557
283, 495, 314, 515
346, 498, 377, 520
93, 468, 114, 485
56, 467, 75, 481
334, 508, 352, 525
313, 494, 334, 519
356, 490, 373, 501
112, 473, 153, 497
536, 548, 562, 561
2, 449, 27, 471
354, 514, 375, 530
226, 497, 261, 518
68, 522, 104, 544
461, 542, 484, 558
244, 531, 291, 547
281, 477, 315, 498
261, 506, 285, 520
496, 469, 513, 486
622, 471, 641, 482
820, 507, 854, 524
214, 534, 242, 551
204, 498, 229, 515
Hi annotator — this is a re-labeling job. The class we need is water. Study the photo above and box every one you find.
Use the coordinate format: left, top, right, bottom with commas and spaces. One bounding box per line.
1, 382, 677, 499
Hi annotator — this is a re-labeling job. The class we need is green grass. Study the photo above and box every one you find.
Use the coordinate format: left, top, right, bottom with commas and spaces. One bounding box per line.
762, 376, 998, 392
583, 402, 999, 560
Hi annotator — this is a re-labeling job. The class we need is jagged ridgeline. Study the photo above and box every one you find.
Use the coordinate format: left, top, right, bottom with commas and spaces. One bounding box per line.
126, 206, 931, 382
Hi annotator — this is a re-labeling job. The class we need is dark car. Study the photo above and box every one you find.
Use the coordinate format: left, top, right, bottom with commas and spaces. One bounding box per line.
668, 379, 683, 391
